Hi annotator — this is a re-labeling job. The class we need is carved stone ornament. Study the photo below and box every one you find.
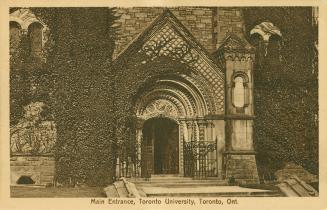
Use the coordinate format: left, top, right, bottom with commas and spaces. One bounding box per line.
250, 22, 282, 42
142, 99, 179, 118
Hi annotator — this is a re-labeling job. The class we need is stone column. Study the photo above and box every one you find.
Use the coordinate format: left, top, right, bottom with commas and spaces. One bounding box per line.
185, 121, 193, 142
194, 121, 200, 175
217, 35, 259, 184
192, 120, 199, 142
197, 119, 206, 141
206, 120, 215, 141
179, 121, 184, 176
135, 118, 144, 177
135, 128, 142, 177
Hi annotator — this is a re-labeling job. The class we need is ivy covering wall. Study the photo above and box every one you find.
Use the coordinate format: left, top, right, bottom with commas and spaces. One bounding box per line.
27, 8, 118, 186
243, 7, 318, 178
10, 7, 318, 186
10, 33, 44, 126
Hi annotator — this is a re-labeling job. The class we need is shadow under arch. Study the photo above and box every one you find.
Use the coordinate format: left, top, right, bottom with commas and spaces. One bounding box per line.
27, 21, 43, 56
10, 21, 22, 50
141, 117, 179, 176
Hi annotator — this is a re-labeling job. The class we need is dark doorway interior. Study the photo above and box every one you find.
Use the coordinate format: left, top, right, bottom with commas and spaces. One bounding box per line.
142, 118, 179, 175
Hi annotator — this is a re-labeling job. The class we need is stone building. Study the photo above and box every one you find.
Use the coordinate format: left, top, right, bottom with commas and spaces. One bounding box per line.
10, 7, 276, 185
10, 9, 55, 185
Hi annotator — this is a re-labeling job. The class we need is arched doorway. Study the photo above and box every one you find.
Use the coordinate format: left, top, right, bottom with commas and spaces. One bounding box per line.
141, 118, 179, 177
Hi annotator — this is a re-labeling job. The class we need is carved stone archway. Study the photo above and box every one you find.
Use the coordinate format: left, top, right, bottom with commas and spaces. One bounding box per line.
134, 73, 212, 176
115, 9, 225, 178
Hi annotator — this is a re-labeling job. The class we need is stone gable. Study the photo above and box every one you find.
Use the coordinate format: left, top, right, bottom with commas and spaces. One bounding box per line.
114, 7, 215, 58
113, 7, 245, 59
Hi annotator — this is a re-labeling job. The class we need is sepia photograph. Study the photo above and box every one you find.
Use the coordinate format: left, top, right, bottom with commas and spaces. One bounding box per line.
8, 5, 319, 197
1, 1, 325, 209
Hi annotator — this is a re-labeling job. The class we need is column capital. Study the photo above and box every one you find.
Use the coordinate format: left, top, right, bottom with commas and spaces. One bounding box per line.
136, 118, 145, 129
197, 119, 207, 126
185, 121, 194, 128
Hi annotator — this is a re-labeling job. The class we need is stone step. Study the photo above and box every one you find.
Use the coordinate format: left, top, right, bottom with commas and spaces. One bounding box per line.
132, 179, 225, 182
151, 174, 181, 177
150, 174, 221, 179
146, 191, 283, 197
127, 175, 284, 197
141, 186, 283, 197
110, 177, 285, 197
135, 181, 229, 187
128, 176, 229, 189
128, 177, 224, 183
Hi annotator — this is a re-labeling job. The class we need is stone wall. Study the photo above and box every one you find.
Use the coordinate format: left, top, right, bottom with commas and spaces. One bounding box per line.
114, 7, 246, 57
216, 8, 245, 47
224, 153, 259, 184
10, 156, 55, 185
114, 7, 215, 58
228, 120, 254, 151
9, 8, 245, 58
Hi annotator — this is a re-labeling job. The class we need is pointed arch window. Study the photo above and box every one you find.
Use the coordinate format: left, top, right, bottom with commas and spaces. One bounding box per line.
232, 72, 249, 109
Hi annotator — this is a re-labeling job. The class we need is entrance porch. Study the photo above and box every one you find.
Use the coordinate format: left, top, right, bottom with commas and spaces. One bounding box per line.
116, 116, 220, 180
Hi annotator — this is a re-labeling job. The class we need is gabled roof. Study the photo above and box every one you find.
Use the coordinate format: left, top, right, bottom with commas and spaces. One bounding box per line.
114, 9, 223, 77
215, 33, 255, 54
114, 9, 226, 114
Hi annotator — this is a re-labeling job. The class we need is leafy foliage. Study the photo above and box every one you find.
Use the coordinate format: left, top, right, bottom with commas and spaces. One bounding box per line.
243, 7, 318, 177
30, 8, 119, 186
10, 102, 56, 155
10, 29, 46, 125
10, 7, 318, 186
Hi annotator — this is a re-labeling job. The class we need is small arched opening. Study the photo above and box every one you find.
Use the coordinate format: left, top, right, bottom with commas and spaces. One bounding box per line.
16, 175, 35, 184
233, 76, 245, 108
232, 72, 249, 110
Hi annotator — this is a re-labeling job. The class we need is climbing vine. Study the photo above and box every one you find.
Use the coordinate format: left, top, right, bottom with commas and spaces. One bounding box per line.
243, 7, 318, 178
29, 8, 119, 186
10, 7, 318, 186
11, 7, 192, 186
10, 31, 45, 125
